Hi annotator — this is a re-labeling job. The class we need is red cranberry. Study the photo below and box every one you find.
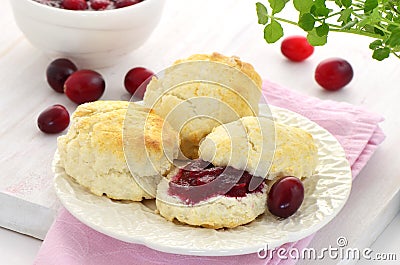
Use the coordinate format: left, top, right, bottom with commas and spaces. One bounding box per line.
267, 176, 304, 218
46, 58, 78, 93
115, 0, 142, 8
64, 69, 105, 104
124, 67, 154, 98
315, 58, 354, 91
280, 36, 314, 62
37, 104, 70, 134
90, 0, 111, 10
61, 0, 88, 10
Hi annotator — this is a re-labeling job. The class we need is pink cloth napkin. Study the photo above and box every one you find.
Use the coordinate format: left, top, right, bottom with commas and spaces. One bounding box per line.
34, 81, 385, 265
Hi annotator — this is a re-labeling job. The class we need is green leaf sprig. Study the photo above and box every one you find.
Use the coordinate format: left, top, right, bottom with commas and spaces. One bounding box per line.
256, 0, 400, 61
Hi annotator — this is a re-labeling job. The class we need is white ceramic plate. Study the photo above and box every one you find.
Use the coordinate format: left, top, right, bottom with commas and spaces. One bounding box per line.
53, 106, 352, 256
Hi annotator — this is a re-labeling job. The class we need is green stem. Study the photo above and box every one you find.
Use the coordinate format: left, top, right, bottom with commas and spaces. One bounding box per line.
271, 15, 386, 40
271, 16, 299, 27
325, 11, 343, 19
388, 2, 400, 15
392, 51, 400, 59
326, 23, 343, 29
330, 28, 385, 39
351, 13, 392, 34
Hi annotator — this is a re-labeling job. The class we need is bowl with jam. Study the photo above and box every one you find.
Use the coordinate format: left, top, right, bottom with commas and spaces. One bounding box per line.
10, 0, 165, 68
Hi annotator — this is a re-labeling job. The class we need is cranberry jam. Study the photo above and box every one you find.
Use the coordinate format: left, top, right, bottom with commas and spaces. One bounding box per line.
168, 160, 265, 205
33, 0, 143, 11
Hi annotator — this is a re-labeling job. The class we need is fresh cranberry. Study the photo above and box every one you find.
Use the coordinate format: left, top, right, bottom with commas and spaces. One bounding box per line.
37, 104, 70, 134
267, 176, 304, 218
115, 0, 142, 8
61, 0, 88, 10
280, 36, 314, 62
124, 67, 154, 98
64, 69, 105, 104
168, 160, 264, 205
90, 0, 111, 10
46, 58, 78, 93
315, 58, 354, 91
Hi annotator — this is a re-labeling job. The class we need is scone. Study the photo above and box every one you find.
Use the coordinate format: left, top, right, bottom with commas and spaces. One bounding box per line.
199, 116, 318, 180
57, 101, 179, 201
156, 160, 267, 229
143, 52, 262, 159
155, 116, 318, 228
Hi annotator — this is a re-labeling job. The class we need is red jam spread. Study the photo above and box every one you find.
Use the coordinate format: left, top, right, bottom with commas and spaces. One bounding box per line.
168, 160, 265, 205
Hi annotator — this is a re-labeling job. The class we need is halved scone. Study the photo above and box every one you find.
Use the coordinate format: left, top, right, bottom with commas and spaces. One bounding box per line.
156, 160, 267, 229
143, 52, 262, 159
199, 116, 318, 180
57, 100, 179, 201
155, 116, 318, 228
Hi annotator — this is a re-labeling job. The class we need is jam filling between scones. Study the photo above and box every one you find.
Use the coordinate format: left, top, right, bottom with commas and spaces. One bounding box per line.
168, 160, 265, 205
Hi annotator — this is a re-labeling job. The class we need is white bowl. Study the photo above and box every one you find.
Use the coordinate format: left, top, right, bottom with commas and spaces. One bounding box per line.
10, 0, 165, 68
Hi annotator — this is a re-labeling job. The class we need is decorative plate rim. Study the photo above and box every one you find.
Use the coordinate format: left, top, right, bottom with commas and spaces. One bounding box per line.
53, 105, 352, 256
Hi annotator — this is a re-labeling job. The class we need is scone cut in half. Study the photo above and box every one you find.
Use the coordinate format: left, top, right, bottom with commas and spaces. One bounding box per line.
199, 116, 319, 180
155, 116, 318, 229
143, 52, 263, 159
57, 101, 179, 201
